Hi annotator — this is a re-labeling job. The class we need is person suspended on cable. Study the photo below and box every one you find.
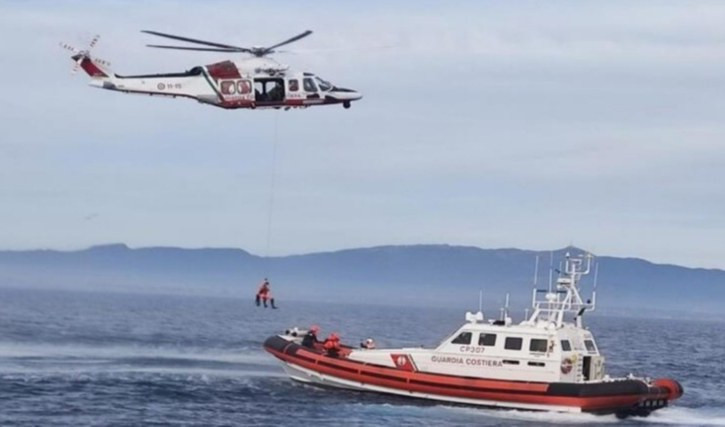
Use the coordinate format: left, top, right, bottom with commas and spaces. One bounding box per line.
302, 325, 321, 348
255, 278, 277, 309
255, 278, 269, 307
323, 333, 342, 358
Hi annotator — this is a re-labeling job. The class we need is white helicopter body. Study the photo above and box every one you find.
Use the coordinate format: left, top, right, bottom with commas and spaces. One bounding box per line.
64, 31, 362, 110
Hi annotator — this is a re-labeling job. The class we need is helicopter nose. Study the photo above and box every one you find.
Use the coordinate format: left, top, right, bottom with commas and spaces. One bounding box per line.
331, 87, 362, 101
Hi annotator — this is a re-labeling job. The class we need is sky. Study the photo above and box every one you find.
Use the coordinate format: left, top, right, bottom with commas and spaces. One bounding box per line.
1, 1, 725, 268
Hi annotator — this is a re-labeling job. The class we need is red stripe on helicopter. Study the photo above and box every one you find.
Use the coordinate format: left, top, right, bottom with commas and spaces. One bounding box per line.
206, 61, 242, 80
76, 56, 108, 78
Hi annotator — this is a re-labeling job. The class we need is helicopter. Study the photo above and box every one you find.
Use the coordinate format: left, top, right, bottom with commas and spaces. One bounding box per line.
62, 30, 362, 110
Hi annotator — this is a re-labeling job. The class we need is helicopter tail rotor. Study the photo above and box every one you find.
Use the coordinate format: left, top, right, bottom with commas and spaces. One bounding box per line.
60, 35, 112, 77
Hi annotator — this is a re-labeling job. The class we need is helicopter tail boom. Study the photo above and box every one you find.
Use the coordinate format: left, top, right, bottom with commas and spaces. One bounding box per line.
71, 53, 110, 78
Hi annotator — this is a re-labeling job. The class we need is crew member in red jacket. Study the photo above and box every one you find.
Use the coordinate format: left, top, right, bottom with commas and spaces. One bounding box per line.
323, 333, 342, 357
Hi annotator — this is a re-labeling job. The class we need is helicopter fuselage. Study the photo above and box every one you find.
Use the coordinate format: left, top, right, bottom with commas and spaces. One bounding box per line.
76, 56, 362, 110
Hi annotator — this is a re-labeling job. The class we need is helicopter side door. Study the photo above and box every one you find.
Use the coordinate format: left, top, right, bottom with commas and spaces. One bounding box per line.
253, 78, 286, 106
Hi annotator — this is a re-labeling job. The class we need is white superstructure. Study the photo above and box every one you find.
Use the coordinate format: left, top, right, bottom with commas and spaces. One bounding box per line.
344, 253, 604, 383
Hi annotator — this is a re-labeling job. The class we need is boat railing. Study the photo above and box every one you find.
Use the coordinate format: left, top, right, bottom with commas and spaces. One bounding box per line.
527, 253, 597, 327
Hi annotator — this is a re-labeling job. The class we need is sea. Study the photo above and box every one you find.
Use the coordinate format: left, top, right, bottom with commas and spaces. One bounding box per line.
0, 287, 723, 426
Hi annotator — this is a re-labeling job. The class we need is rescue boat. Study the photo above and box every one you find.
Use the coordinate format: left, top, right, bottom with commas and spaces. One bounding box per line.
264, 253, 683, 418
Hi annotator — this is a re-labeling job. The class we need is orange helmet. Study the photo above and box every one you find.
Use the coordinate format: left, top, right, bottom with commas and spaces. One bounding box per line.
310, 325, 320, 333
330, 333, 340, 341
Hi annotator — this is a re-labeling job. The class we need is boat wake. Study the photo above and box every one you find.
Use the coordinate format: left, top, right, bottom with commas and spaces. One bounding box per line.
0, 341, 276, 377
442, 405, 725, 426
441, 405, 619, 424
641, 406, 725, 426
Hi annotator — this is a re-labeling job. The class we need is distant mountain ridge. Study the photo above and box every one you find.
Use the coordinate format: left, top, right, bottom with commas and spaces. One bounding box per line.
1, 243, 723, 316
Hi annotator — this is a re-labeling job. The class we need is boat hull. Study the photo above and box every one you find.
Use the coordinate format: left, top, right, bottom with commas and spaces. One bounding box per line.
264, 335, 682, 417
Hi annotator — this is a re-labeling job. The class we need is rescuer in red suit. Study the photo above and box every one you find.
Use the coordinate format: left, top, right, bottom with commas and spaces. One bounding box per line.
255, 278, 276, 309
323, 333, 342, 357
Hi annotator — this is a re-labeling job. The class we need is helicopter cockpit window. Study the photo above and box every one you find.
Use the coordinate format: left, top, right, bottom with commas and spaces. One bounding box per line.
221, 81, 236, 95
303, 78, 317, 92
315, 77, 332, 91
288, 79, 299, 92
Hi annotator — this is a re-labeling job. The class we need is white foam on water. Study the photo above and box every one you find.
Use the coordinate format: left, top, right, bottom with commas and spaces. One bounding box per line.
641, 407, 725, 426
0, 365, 288, 379
339, 400, 618, 424
440, 405, 619, 424
0, 341, 275, 367
447, 405, 725, 426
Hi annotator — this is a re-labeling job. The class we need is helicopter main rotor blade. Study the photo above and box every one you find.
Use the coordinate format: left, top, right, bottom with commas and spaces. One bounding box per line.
141, 30, 249, 51
146, 44, 243, 52
263, 30, 313, 54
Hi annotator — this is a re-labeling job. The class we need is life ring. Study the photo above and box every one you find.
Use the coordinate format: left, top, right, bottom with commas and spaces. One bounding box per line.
561, 357, 574, 374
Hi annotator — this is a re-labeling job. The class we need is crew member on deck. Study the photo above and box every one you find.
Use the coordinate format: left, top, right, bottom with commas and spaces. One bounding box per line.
255, 278, 276, 309
302, 325, 321, 348
323, 333, 342, 357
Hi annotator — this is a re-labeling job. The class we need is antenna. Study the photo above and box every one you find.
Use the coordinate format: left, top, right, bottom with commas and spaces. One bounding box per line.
548, 251, 554, 292
593, 261, 599, 291
533, 255, 539, 286
478, 289, 483, 313
504, 293, 510, 316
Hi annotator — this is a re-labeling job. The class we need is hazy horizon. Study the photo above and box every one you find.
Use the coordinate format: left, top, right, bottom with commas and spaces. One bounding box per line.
3, 240, 724, 272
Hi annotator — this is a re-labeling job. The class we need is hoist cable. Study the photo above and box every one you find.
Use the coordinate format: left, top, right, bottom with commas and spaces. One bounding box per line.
263, 111, 280, 276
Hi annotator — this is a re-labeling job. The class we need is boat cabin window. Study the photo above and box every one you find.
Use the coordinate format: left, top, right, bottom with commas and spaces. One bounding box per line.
584, 339, 597, 353
288, 79, 299, 92
303, 77, 317, 92
529, 338, 548, 353
504, 337, 522, 350
451, 332, 472, 345
561, 340, 572, 352
316, 77, 332, 91
478, 333, 497, 347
